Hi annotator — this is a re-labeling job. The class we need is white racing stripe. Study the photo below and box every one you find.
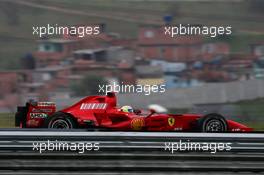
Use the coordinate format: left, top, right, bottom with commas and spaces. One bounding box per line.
0, 131, 263, 138
80, 103, 107, 110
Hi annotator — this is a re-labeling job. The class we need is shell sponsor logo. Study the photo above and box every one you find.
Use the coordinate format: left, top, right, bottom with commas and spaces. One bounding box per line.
80, 103, 107, 110
131, 118, 145, 130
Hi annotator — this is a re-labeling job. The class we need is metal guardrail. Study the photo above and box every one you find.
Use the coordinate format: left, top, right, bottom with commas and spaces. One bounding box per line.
0, 130, 263, 174
0, 130, 263, 152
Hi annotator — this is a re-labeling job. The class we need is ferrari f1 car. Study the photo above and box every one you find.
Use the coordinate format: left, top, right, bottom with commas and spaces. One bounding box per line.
15, 92, 253, 132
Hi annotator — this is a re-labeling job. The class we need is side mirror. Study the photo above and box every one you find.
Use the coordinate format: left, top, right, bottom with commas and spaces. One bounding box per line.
134, 109, 142, 115
150, 109, 156, 114
146, 109, 156, 118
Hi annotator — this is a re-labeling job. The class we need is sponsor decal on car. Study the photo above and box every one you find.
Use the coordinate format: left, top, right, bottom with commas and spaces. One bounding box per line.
37, 102, 55, 106
131, 118, 145, 130
168, 117, 175, 126
32, 108, 53, 113
30, 113, 48, 118
80, 103, 107, 110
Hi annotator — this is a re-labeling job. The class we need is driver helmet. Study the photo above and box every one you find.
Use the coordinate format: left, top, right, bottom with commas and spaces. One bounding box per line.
121, 105, 133, 113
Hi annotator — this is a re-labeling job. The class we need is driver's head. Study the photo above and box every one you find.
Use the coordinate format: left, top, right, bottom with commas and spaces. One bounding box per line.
121, 105, 133, 113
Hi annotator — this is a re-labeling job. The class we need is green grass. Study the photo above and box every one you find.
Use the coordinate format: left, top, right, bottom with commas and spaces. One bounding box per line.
235, 98, 264, 119
0, 0, 263, 69
0, 1, 140, 70
229, 33, 264, 53
205, 32, 264, 53
0, 113, 14, 128
244, 122, 264, 131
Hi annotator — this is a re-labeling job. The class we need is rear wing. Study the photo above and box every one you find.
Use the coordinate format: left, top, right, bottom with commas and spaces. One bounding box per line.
15, 101, 56, 128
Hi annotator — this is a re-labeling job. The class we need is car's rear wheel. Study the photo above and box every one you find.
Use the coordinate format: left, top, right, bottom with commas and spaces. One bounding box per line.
198, 113, 228, 132
43, 112, 77, 129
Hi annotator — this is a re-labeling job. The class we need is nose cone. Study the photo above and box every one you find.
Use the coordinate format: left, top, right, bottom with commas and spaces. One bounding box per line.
227, 120, 253, 132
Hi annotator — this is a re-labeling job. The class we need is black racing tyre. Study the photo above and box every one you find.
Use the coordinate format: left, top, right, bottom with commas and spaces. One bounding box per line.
43, 112, 77, 129
197, 113, 228, 133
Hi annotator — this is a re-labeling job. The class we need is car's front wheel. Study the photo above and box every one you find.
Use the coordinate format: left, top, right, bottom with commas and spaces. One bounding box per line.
43, 112, 77, 129
198, 113, 228, 132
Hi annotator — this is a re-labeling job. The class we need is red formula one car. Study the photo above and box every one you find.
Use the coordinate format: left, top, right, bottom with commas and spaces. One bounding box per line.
15, 92, 253, 132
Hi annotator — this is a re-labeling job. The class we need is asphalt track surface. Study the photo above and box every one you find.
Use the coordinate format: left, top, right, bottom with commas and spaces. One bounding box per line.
0, 129, 263, 175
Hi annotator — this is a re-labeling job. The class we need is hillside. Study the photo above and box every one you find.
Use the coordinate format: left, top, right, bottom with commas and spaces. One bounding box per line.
0, 0, 263, 69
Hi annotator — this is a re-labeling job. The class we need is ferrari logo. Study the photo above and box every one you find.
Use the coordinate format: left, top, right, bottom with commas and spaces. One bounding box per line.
168, 117, 175, 126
